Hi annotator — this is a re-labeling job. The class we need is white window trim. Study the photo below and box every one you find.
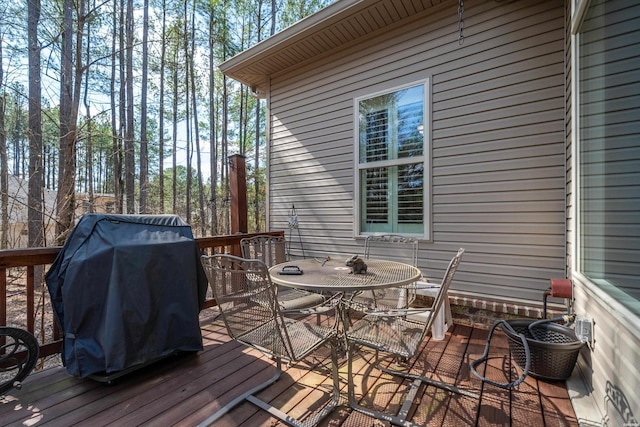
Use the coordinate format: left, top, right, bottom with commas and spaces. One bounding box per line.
352, 78, 432, 240
570, 0, 640, 318
570, 1, 582, 277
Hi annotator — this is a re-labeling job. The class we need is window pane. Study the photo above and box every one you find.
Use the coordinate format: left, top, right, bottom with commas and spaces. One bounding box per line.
397, 93, 424, 158
364, 110, 388, 162
359, 85, 423, 163
397, 163, 423, 224
362, 168, 388, 226
578, 2, 640, 310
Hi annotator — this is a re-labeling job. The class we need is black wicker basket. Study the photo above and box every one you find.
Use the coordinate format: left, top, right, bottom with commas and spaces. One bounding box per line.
503, 319, 584, 381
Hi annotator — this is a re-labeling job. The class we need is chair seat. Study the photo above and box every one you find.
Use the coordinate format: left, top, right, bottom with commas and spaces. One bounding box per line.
238, 317, 336, 360
240, 235, 328, 313
277, 287, 326, 310
347, 315, 424, 359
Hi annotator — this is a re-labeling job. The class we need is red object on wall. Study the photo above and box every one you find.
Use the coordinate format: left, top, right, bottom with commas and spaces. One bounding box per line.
549, 278, 573, 299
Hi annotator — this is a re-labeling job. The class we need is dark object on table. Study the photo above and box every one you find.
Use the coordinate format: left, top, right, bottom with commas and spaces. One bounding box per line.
346, 255, 367, 274
45, 214, 208, 379
278, 265, 304, 275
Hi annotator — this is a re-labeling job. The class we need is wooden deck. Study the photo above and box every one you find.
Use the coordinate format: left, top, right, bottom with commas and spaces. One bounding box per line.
0, 314, 578, 426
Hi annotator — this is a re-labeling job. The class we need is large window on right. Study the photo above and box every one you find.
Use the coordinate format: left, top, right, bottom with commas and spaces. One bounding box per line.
576, 0, 640, 313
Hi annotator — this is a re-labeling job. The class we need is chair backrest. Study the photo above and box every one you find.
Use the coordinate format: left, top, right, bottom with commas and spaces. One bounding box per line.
241, 235, 287, 267
422, 248, 465, 333
361, 234, 419, 308
364, 234, 418, 267
200, 254, 297, 360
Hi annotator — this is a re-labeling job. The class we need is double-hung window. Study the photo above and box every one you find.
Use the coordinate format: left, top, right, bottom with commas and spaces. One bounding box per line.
355, 81, 429, 237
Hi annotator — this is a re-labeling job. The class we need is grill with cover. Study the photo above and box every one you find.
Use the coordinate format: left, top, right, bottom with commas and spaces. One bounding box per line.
46, 214, 208, 379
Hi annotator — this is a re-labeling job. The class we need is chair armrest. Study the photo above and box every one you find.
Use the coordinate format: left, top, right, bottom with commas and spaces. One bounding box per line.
415, 281, 442, 297
343, 298, 434, 318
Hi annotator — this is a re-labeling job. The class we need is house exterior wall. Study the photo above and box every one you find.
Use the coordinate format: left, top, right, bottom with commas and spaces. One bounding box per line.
566, 0, 640, 425
5, 176, 119, 248
267, 0, 567, 307
5, 176, 58, 248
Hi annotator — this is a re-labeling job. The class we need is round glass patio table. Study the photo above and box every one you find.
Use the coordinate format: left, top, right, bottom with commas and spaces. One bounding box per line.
268, 257, 421, 292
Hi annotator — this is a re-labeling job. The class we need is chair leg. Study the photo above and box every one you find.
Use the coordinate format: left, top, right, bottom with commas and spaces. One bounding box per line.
299, 342, 341, 427
378, 364, 479, 400
348, 344, 414, 426
199, 350, 340, 427
347, 344, 478, 427
197, 358, 284, 427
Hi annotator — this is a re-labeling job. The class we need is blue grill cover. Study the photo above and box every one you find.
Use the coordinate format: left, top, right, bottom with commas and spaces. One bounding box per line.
46, 214, 208, 378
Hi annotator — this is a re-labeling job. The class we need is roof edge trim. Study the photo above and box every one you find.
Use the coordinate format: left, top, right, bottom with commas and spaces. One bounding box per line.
219, 0, 371, 74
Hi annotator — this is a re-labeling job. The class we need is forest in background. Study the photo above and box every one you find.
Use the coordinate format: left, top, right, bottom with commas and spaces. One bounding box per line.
0, 0, 332, 248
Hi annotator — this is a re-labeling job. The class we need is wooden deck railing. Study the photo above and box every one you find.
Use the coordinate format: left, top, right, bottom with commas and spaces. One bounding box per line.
0, 230, 284, 358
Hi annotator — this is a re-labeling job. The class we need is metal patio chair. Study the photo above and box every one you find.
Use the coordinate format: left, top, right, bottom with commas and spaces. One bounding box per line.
348, 234, 420, 310
199, 254, 340, 427
359, 234, 453, 339
344, 248, 477, 426
241, 235, 326, 311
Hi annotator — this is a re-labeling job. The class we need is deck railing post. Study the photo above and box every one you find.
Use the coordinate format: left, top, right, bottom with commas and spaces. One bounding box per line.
228, 154, 248, 235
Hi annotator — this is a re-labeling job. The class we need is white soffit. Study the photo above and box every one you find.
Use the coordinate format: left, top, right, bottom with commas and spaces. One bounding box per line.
219, 0, 440, 93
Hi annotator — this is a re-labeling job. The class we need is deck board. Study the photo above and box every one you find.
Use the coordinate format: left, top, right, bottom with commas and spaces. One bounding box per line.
441, 324, 482, 426
0, 315, 579, 426
473, 325, 512, 426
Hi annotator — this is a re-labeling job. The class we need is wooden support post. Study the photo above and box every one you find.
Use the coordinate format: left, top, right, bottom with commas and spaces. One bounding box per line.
229, 154, 248, 235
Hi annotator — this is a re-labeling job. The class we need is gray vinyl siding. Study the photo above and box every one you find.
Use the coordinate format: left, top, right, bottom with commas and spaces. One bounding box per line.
268, 0, 566, 305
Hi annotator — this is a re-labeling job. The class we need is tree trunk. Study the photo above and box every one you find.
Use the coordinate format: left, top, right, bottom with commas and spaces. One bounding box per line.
238, 85, 245, 156
124, 0, 135, 214
56, 0, 77, 245
253, 99, 260, 232
0, 34, 7, 248
28, 0, 44, 248
56, 0, 87, 244
84, 0, 94, 214
118, 0, 126, 213
183, 0, 192, 225
11, 98, 25, 179
139, 0, 149, 214
222, 74, 229, 234
208, 2, 217, 235
110, 0, 123, 213
171, 49, 178, 215
158, 0, 167, 214
253, 0, 267, 232
190, 0, 205, 236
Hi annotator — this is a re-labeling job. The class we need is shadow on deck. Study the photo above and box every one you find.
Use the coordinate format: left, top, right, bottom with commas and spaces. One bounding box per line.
0, 314, 578, 426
